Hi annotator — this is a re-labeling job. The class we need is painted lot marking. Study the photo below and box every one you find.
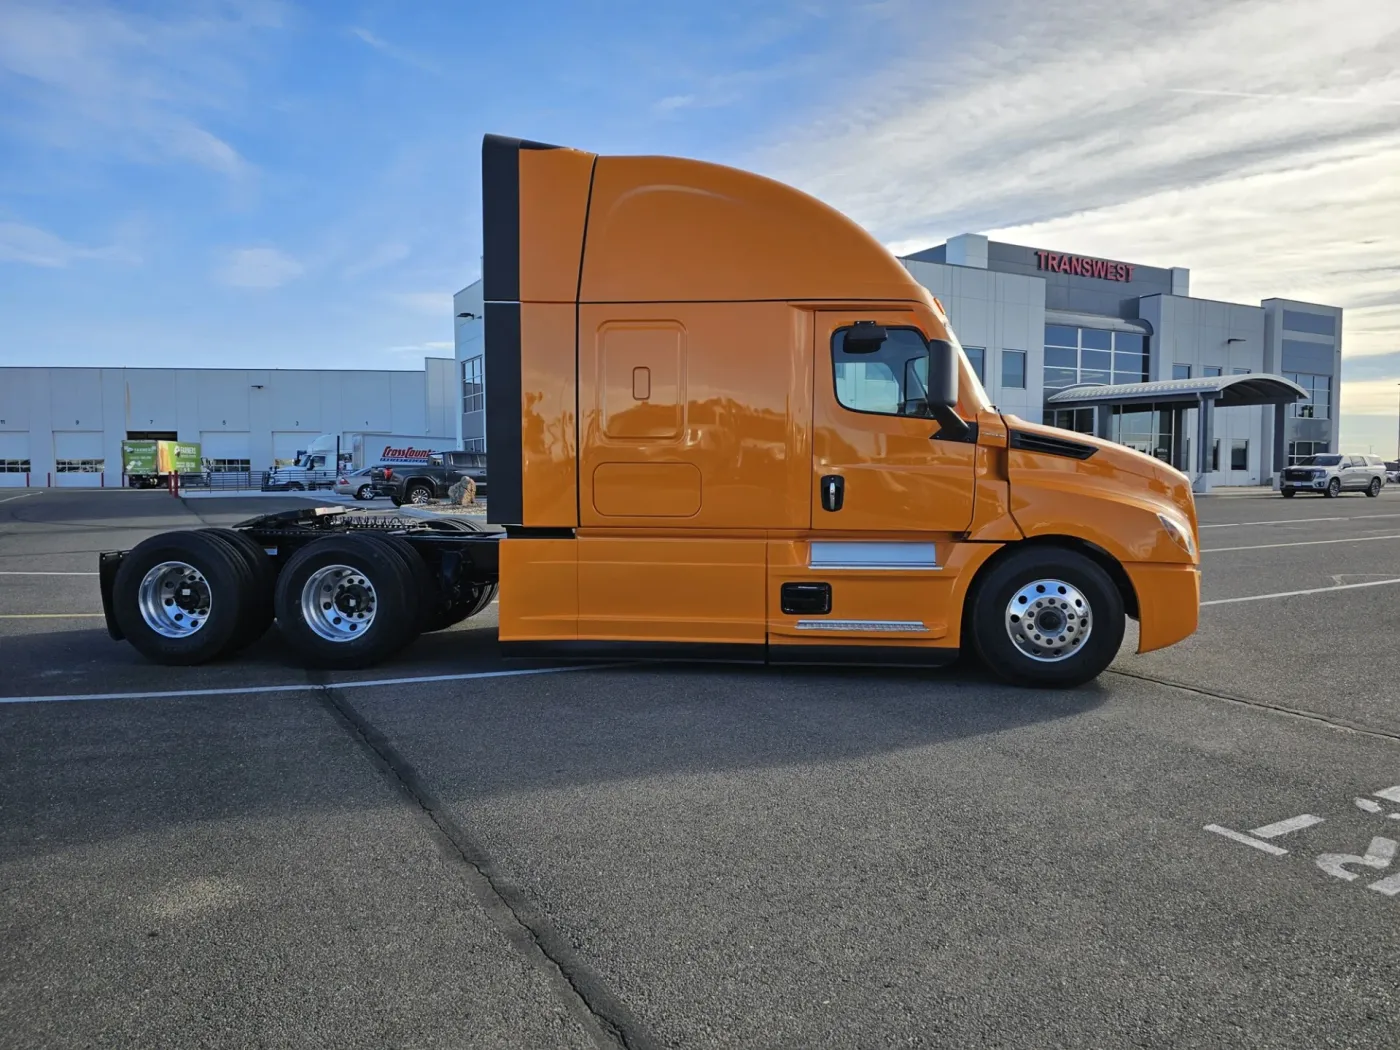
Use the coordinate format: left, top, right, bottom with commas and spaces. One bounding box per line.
0, 613, 105, 619
0, 492, 38, 504
1201, 578, 1400, 606
1202, 532, 1400, 553
1205, 786, 1400, 898
0, 571, 97, 576
0, 664, 607, 705
1200, 512, 1400, 529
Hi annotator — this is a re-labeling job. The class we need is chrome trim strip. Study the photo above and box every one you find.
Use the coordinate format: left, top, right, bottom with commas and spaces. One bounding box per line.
795, 620, 929, 633
808, 541, 939, 570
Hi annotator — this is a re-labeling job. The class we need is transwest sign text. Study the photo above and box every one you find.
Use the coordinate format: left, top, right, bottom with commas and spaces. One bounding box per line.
1035, 251, 1136, 283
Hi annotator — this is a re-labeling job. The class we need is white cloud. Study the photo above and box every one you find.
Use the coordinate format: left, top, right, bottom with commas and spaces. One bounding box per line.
1341, 378, 1400, 417
654, 94, 696, 113
0, 220, 138, 267
217, 247, 303, 289
349, 26, 439, 74
758, 0, 1400, 364
343, 241, 410, 279
390, 291, 453, 316
0, 0, 275, 176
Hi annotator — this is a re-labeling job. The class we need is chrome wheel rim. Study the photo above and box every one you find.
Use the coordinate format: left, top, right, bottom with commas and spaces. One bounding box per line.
1005, 578, 1092, 663
138, 561, 212, 638
409, 488, 430, 504
301, 564, 377, 643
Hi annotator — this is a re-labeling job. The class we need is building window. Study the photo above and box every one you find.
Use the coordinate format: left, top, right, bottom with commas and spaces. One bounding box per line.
1002, 350, 1026, 388
462, 438, 486, 453
1287, 440, 1328, 465
206, 458, 251, 473
0, 459, 32, 473
1233, 367, 1251, 375
1043, 325, 1148, 393
1281, 310, 1336, 338
1203, 365, 1222, 378
1211, 441, 1220, 472
462, 356, 484, 414
1172, 364, 1191, 380
1285, 372, 1331, 419
832, 328, 932, 417
964, 346, 985, 383
1231, 439, 1249, 471
56, 459, 104, 473
1045, 408, 1095, 434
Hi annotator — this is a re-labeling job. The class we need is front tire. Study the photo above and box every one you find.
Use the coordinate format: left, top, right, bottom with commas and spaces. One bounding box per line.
1367, 477, 1382, 497
1281, 489, 1296, 498
1325, 477, 1341, 498
969, 547, 1124, 688
273, 534, 420, 669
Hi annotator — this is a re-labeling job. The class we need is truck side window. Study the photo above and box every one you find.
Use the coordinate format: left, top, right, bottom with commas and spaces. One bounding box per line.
832, 327, 932, 418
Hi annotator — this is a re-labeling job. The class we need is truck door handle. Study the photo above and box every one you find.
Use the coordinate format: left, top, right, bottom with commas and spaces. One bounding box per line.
821, 474, 844, 512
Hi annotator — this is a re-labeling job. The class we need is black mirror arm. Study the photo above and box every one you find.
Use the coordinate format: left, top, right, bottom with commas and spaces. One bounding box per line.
930, 404, 975, 443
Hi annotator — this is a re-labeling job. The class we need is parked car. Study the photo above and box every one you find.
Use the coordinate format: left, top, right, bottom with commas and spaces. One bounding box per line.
333, 466, 381, 501
373, 451, 488, 506
1386, 460, 1400, 484
1280, 453, 1387, 498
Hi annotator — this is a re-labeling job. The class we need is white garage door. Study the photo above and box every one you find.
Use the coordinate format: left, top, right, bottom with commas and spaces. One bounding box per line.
272, 431, 319, 467
53, 431, 106, 487
0, 432, 30, 488
200, 431, 251, 472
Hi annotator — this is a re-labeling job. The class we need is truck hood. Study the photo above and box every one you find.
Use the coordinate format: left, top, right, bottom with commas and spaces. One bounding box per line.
1001, 414, 1199, 534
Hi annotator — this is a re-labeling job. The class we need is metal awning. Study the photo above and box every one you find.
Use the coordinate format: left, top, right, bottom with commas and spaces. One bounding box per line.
1046, 373, 1308, 409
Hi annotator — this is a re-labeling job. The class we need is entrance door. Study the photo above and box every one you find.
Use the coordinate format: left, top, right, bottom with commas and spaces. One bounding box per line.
810, 311, 977, 534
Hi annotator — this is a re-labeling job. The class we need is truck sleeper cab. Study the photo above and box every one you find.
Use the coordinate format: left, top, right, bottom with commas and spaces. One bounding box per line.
95, 134, 1201, 687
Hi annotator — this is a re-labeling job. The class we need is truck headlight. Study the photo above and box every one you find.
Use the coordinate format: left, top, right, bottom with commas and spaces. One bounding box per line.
1157, 512, 1196, 557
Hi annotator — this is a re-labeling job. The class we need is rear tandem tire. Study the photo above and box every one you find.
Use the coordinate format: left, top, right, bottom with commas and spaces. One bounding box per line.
273, 534, 419, 669
199, 528, 276, 649
968, 546, 1124, 689
112, 530, 254, 666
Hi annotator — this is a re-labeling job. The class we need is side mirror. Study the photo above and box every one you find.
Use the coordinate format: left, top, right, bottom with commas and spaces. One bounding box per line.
843, 320, 887, 353
926, 338, 970, 442
925, 339, 959, 407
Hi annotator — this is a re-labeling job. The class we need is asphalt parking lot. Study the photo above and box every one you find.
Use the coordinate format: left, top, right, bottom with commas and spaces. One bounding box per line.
3, 486, 1400, 1049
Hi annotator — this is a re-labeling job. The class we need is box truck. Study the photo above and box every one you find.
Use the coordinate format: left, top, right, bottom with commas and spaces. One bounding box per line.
95, 134, 1200, 687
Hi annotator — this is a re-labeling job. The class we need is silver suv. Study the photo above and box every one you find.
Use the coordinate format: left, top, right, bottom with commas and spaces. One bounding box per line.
1280, 453, 1387, 498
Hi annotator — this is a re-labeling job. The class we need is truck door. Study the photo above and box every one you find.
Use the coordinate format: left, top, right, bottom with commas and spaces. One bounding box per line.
811, 311, 977, 534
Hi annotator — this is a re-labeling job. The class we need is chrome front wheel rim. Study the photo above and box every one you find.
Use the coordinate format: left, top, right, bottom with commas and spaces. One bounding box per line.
1005, 578, 1092, 663
138, 560, 212, 638
301, 564, 377, 643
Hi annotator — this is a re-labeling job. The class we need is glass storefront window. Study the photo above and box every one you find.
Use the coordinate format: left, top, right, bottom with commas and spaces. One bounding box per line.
1043, 324, 1151, 391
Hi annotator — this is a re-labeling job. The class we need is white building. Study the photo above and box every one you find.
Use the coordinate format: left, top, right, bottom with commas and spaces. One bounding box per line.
0, 359, 456, 488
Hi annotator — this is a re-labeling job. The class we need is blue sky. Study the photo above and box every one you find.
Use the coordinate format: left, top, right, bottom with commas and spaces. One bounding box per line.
2, 0, 1399, 452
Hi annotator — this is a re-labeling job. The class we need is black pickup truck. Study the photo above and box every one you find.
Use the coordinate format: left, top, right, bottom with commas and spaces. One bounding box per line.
371, 451, 487, 506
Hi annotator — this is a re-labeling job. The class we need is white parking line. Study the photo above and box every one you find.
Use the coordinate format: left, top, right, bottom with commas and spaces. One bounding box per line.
1200, 512, 1400, 529
1202, 533, 1400, 553
0, 492, 38, 504
0, 664, 609, 705
1202, 578, 1400, 606
0, 571, 97, 576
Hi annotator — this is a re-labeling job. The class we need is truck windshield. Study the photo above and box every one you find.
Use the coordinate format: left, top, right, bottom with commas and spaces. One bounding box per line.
1300, 455, 1341, 466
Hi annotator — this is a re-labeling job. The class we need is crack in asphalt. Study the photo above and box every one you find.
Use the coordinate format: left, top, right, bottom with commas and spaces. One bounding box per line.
307, 673, 659, 1050
1109, 668, 1400, 745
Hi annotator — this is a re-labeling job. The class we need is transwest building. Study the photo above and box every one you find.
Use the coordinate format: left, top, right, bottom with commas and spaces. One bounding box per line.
453, 235, 1340, 492
902, 235, 1342, 490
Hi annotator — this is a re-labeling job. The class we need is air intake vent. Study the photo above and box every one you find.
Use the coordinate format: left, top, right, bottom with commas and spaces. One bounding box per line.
1008, 430, 1098, 460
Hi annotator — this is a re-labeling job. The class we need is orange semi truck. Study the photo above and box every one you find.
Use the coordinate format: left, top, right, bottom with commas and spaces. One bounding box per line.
97, 134, 1200, 687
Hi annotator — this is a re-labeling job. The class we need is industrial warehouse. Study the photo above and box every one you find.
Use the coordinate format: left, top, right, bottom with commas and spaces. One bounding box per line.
3, 235, 1341, 492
